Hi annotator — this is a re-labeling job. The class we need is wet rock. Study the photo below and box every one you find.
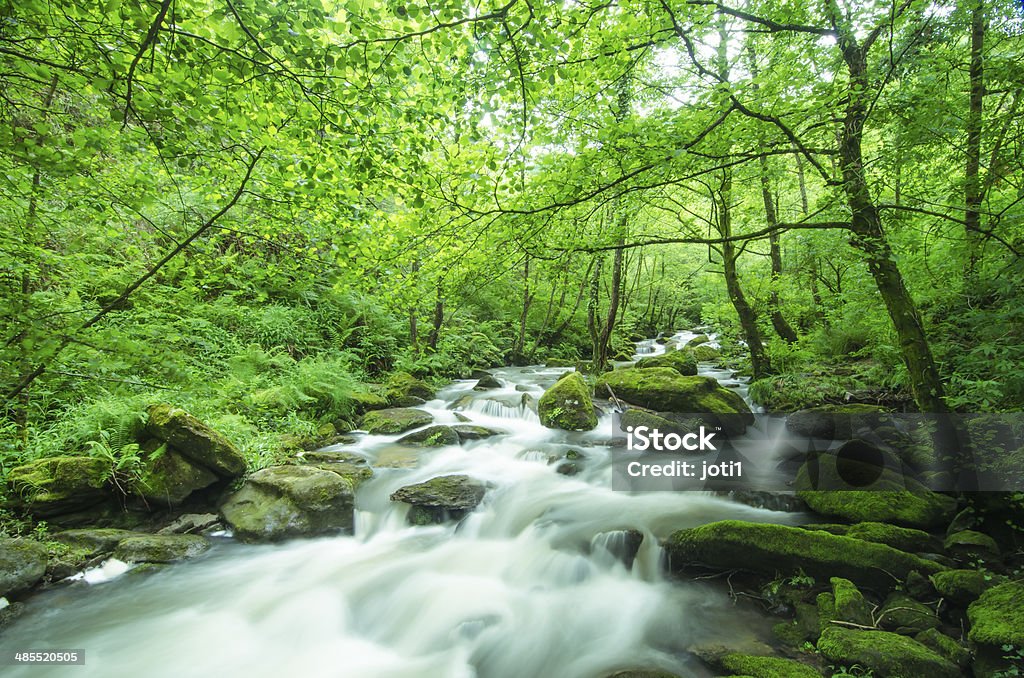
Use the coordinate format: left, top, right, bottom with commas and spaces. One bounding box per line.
473, 374, 503, 390
5, 456, 109, 517
298, 450, 368, 466
591, 529, 644, 569
220, 465, 363, 541
389, 395, 427, 408
0, 539, 48, 598
556, 461, 581, 476
51, 528, 141, 556
397, 425, 461, 447
663, 520, 944, 589
685, 334, 710, 347
538, 372, 598, 431
817, 627, 959, 678
157, 513, 221, 535
596, 368, 752, 435
709, 652, 821, 678
452, 425, 503, 441
914, 629, 971, 669
361, 408, 433, 434
113, 534, 210, 563
634, 350, 697, 376
786, 404, 889, 440
390, 474, 486, 525
618, 409, 704, 441
145, 405, 246, 478
690, 345, 721, 362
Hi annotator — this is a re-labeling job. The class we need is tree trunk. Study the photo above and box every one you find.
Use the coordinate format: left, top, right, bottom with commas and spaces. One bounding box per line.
426, 285, 444, 352
828, 6, 947, 413
759, 154, 798, 343
965, 0, 985, 271
587, 254, 603, 363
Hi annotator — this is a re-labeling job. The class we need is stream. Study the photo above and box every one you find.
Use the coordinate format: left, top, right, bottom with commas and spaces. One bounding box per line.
0, 332, 803, 678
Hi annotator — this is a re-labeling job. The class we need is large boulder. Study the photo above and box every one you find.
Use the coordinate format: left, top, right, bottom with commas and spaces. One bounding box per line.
390, 474, 486, 525
596, 368, 752, 435
538, 372, 598, 431
0, 539, 48, 598
6, 456, 109, 517
113, 534, 210, 563
132, 445, 219, 507
664, 520, 944, 589
710, 653, 821, 678
51, 528, 142, 556
690, 345, 721, 362
397, 425, 461, 447
817, 627, 960, 678
220, 464, 366, 541
361, 408, 433, 434
619, 409, 705, 440
145, 405, 246, 478
634, 350, 697, 376
968, 582, 1024, 676
385, 371, 435, 403
786, 404, 890, 440
930, 569, 993, 606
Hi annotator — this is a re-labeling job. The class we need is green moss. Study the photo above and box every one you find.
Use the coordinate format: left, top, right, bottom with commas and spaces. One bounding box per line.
664, 520, 944, 588
385, 372, 435, 401
878, 592, 939, 634
360, 408, 433, 434
717, 653, 821, 678
831, 577, 873, 627
817, 627, 960, 678
6, 456, 110, 516
145, 404, 246, 478
618, 409, 703, 439
690, 344, 721, 362
967, 581, 1024, 647
914, 629, 970, 668
844, 522, 938, 553
133, 448, 219, 507
112, 534, 210, 563
929, 569, 992, 606
595, 368, 751, 434
397, 425, 461, 447
634, 350, 697, 376
538, 371, 598, 431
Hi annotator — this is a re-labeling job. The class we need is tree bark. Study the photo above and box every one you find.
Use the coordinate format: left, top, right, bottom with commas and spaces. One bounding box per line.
760, 154, 799, 343
965, 0, 985, 271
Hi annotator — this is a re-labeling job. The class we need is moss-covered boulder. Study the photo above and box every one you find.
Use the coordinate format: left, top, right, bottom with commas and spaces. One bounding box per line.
618, 409, 705, 440
831, 577, 873, 627
634, 350, 697, 376
361, 408, 433, 434
51, 528, 141, 556
385, 371, 435, 402
220, 465, 363, 541
397, 425, 461, 447
967, 582, 1024, 648
817, 627, 960, 678
538, 371, 598, 431
390, 474, 486, 525
0, 539, 48, 598
685, 334, 710, 347
596, 368, 752, 435
944, 529, 1000, 561
914, 629, 970, 669
929, 569, 993, 606
786, 404, 889, 440
6, 456, 110, 517
145, 405, 246, 478
878, 593, 939, 635
473, 374, 503, 390
133, 446, 220, 507
663, 520, 944, 589
713, 653, 821, 678
840, 522, 940, 553
113, 534, 210, 563
452, 425, 503, 441
690, 344, 721, 362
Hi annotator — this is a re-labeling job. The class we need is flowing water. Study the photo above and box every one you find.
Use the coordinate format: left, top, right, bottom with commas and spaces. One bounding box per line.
1, 336, 799, 678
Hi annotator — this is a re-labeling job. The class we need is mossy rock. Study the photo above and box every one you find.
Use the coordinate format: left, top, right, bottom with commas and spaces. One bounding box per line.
795, 457, 956, 529
51, 528, 141, 556
220, 465, 359, 542
843, 522, 941, 553
385, 371, 435, 402
715, 653, 821, 678
452, 425, 503, 441
397, 425, 461, 447
944, 529, 1000, 558
663, 520, 944, 589
145, 404, 246, 478
113, 534, 210, 563
473, 374, 503, 390
6, 456, 110, 517
690, 344, 721, 362
618, 409, 705, 440
0, 538, 49, 598
929, 569, 993, 606
817, 626, 960, 678
634, 350, 697, 376
133, 446, 219, 508
390, 474, 485, 525
685, 334, 710, 347
785, 404, 889, 440
914, 629, 970, 668
545, 358, 575, 367
604, 671, 681, 678
348, 390, 390, 413
43, 541, 94, 581
360, 408, 433, 434
538, 371, 598, 431
878, 592, 939, 635
967, 581, 1024, 647
831, 577, 873, 627
595, 368, 752, 435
